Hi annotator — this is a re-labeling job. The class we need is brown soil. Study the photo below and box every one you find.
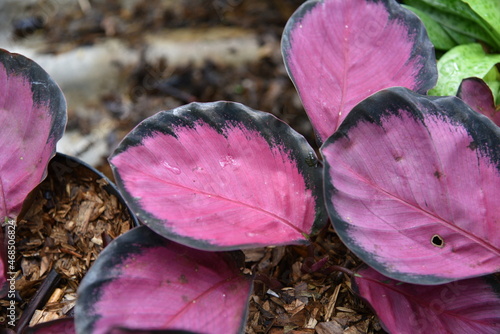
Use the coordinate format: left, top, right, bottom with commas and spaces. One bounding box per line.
244, 228, 385, 333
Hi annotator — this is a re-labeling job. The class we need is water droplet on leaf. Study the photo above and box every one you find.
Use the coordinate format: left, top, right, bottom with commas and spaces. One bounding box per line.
305, 152, 318, 167
162, 161, 181, 175
219, 155, 236, 167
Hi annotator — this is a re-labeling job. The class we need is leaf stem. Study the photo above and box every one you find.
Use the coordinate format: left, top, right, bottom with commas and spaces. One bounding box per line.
324, 265, 355, 276
16, 269, 61, 333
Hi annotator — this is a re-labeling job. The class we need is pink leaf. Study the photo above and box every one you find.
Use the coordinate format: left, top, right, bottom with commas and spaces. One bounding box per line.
75, 226, 253, 334
282, 0, 437, 141
107, 329, 199, 334
0, 49, 66, 297
457, 77, 500, 126
0, 49, 66, 220
322, 87, 500, 284
354, 266, 500, 334
110, 102, 326, 250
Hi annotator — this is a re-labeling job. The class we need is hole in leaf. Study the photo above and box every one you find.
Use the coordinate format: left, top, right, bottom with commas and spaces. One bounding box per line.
431, 235, 444, 248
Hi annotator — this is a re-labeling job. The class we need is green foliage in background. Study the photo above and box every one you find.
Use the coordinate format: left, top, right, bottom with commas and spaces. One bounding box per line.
403, 0, 500, 107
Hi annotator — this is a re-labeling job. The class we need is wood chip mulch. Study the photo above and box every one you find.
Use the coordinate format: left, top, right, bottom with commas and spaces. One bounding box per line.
244, 225, 387, 334
0, 156, 134, 330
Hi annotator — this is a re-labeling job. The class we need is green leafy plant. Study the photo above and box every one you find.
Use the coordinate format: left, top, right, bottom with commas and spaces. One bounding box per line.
403, 0, 500, 110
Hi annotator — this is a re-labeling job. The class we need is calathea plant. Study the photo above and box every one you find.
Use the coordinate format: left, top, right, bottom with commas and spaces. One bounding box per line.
16, 0, 500, 333
0, 49, 66, 303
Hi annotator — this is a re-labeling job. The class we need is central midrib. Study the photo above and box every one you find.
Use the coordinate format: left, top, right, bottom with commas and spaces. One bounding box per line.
337, 11, 352, 132
162, 274, 245, 327
335, 158, 500, 256
136, 171, 305, 235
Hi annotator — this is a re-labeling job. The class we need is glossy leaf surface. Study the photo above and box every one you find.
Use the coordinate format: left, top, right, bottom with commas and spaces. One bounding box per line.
457, 77, 500, 126
75, 226, 253, 334
0, 49, 66, 220
429, 44, 500, 98
110, 102, 326, 250
407, 0, 482, 21
322, 87, 500, 284
354, 266, 500, 334
461, 0, 500, 47
0, 49, 66, 297
405, 0, 498, 48
402, 5, 456, 50
282, 0, 437, 141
